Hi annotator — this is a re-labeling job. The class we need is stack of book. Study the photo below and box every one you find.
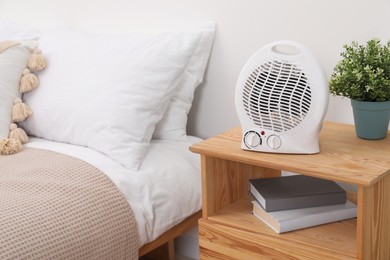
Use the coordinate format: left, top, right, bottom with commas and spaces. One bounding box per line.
249, 175, 357, 233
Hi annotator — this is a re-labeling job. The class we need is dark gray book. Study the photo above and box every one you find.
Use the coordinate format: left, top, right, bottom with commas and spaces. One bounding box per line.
249, 175, 346, 212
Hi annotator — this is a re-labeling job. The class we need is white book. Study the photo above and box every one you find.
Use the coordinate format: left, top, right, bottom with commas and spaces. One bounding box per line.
252, 200, 357, 233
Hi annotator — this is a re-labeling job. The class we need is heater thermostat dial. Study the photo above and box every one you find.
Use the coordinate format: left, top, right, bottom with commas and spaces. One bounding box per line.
244, 131, 261, 148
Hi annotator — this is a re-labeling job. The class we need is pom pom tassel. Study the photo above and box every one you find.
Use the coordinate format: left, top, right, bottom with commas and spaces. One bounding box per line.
12, 98, 33, 123
28, 48, 47, 72
0, 138, 22, 155
19, 68, 39, 93
9, 123, 28, 144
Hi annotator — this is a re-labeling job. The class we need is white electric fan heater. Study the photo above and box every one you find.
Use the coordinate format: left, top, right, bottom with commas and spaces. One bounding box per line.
235, 40, 329, 154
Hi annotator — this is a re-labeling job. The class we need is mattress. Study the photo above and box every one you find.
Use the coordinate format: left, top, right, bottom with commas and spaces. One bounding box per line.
25, 136, 202, 246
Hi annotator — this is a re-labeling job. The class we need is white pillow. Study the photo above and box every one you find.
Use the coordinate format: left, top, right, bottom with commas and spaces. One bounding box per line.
153, 23, 215, 141
0, 20, 40, 41
22, 28, 204, 170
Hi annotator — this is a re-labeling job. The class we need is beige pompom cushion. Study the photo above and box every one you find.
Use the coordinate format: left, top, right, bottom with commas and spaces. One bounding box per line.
0, 40, 46, 154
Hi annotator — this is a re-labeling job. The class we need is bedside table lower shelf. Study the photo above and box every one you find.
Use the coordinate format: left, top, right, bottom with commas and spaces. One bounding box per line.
199, 200, 357, 260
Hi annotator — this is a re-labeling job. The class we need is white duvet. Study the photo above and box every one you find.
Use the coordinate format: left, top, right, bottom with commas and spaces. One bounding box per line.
25, 136, 202, 246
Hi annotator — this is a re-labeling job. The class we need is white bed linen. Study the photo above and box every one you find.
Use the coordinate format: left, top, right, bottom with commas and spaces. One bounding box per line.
25, 136, 202, 246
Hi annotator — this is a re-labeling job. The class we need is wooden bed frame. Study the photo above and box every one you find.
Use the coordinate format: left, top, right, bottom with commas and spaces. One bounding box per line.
139, 210, 202, 259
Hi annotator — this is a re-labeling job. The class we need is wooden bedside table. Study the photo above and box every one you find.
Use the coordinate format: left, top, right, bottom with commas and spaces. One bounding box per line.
190, 121, 390, 260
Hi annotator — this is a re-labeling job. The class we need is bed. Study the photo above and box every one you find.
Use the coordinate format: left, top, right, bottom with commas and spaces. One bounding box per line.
0, 21, 215, 259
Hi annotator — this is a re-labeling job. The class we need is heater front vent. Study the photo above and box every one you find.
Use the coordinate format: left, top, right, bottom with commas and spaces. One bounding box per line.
242, 60, 312, 132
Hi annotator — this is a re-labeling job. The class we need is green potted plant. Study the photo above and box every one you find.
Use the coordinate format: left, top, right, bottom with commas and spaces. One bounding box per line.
329, 38, 390, 139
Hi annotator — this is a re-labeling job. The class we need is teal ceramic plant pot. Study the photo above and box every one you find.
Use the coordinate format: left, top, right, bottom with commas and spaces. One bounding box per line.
351, 100, 390, 140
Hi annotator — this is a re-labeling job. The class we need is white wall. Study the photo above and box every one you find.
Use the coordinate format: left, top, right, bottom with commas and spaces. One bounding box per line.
1, 0, 389, 138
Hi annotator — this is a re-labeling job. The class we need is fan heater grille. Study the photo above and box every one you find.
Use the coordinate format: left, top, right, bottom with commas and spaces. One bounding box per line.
242, 60, 312, 132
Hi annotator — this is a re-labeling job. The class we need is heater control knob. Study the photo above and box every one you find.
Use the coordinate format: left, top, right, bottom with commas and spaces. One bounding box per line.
244, 131, 261, 148
267, 135, 281, 149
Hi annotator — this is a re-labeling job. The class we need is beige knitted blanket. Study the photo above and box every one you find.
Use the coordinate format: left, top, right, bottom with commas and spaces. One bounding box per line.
0, 148, 138, 259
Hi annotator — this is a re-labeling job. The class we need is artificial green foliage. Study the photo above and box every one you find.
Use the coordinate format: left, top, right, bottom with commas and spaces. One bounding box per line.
329, 39, 390, 102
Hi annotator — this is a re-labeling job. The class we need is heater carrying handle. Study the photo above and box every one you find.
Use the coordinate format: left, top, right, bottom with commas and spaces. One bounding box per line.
269, 40, 307, 58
